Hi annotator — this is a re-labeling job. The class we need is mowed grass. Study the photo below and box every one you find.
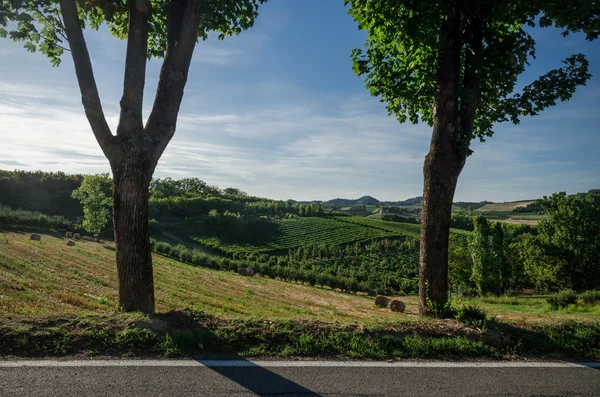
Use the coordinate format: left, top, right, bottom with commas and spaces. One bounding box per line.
476, 201, 534, 212
460, 295, 600, 323
0, 231, 419, 324
1, 231, 596, 325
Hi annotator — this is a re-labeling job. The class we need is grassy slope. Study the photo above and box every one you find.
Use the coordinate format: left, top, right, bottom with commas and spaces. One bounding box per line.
0, 231, 415, 324
2, 231, 599, 359
2, 230, 597, 324
476, 201, 534, 212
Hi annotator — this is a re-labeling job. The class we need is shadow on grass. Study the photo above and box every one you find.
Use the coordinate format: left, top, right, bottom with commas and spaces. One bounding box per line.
484, 319, 600, 358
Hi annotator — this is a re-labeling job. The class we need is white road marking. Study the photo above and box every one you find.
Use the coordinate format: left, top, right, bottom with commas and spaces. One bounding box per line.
0, 360, 599, 368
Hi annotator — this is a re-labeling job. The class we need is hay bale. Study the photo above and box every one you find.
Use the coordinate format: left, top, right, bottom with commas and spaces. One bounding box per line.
66, 240, 76, 247
238, 267, 248, 276
389, 299, 406, 313
29, 233, 41, 241
65, 231, 73, 238
367, 289, 377, 297
375, 295, 389, 308
74, 233, 81, 239
247, 268, 255, 277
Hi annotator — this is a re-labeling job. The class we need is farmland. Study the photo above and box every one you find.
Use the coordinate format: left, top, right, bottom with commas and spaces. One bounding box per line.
190, 216, 402, 255
476, 201, 535, 212
0, 231, 408, 323
2, 231, 598, 324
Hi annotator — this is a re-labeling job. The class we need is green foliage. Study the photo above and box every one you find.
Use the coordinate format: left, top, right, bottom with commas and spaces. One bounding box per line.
71, 173, 112, 237
0, 0, 267, 65
0, 204, 74, 230
455, 305, 488, 328
469, 215, 491, 294
346, 0, 595, 154
519, 192, 600, 291
581, 290, 600, 305
448, 235, 475, 295
380, 214, 418, 224
0, 170, 84, 219
547, 290, 578, 310
450, 213, 474, 231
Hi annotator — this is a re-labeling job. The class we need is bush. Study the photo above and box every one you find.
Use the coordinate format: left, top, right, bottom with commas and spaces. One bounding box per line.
580, 290, 600, 305
455, 305, 488, 328
547, 289, 578, 310
428, 300, 457, 319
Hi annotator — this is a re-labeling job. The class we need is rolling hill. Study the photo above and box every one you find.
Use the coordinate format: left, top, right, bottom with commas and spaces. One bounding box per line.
0, 231, 414, 322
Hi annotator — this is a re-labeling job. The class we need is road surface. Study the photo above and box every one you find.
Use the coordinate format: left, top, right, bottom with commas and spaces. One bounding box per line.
1, 360, 599, 396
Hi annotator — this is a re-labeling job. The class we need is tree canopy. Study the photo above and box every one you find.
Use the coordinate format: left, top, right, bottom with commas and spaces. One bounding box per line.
1, 0, 265, 65
347, 0, 597, 155
71, 173, 112, 237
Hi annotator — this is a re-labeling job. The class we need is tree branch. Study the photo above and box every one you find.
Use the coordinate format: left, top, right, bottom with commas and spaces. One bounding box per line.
116, 0, 151, 137
145, 0, 204, 168
58, 0, 115, 158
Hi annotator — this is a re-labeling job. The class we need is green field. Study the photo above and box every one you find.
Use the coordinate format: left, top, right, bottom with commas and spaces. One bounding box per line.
476, 201, 534, 212
190, 216, 423, 254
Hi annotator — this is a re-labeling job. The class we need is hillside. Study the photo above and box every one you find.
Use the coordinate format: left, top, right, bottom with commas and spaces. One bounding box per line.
186, 216, 423, 255
0, 231, 414, 322
2, 231, 598, 326
476, 201, 535, 212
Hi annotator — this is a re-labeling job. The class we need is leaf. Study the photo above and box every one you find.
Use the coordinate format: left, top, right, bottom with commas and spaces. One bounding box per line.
24, 42, 36, 52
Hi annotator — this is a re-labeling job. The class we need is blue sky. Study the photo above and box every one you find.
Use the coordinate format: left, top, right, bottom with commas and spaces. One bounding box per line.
0, 1, 598, 202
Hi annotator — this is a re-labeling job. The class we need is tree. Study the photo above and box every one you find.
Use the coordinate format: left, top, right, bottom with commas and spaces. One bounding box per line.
490, 221, 505, 295
346, 0, 598, 315
448, 235, 474, 295
71, 173, 112, 238
1, 0, 266, 313
521, 192, 600, 291
469, 215, 491, 295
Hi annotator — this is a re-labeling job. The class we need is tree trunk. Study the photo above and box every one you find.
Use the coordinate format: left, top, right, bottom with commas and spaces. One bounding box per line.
418, 9, 465, 316
111, 157, 155, 313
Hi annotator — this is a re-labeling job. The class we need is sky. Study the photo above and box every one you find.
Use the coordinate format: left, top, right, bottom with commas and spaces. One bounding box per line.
0, 1, 599, 202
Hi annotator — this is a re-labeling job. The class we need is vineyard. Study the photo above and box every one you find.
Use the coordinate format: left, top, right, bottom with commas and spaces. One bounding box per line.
191, 216, 410, 255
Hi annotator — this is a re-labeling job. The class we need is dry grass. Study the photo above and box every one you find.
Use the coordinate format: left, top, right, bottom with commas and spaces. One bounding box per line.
2, 231, 597, 325
0, 231, 419, 324
496, 218, 540, 226
476, 201, 534, 212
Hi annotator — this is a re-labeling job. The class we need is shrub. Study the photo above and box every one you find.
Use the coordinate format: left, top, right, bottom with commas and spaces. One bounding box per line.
580, 290, 600, 305
455, 305, 488, 328
547, 289, 578, 310
428, 300, 457, 319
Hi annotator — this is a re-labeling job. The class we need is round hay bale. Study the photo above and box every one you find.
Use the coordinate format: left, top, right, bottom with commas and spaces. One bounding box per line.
367, 289, 377, 297
29, 233, 41, 241
389, 299, 406, 313
247, 268, 255, 276
238, 267, 247, 276
74, 233, 81, 240
65, 231, 73, 238
66, 240, 76, 247
375, 295, 389, 308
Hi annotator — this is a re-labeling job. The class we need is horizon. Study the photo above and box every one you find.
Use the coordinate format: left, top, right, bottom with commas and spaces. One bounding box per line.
1, 1, 599, 202
1, 167, 593, 204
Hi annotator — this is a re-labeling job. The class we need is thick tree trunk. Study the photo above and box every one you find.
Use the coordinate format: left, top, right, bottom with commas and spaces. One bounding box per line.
418, 10, 465, 316
111, 157, 155, 313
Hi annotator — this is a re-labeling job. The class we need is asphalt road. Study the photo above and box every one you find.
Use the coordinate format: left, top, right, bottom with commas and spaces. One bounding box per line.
1, 360, 599, 397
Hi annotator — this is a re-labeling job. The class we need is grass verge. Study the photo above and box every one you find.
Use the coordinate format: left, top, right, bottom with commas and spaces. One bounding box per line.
1, 310, 599, 360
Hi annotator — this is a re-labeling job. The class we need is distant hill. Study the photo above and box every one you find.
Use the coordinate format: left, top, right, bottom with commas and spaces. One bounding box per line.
327, 196, 380, 206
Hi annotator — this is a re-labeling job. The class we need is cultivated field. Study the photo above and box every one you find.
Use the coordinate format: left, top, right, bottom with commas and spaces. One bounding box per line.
0, 231, 415, 323
476, 201, 534, 212
1, 231, 597, 324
